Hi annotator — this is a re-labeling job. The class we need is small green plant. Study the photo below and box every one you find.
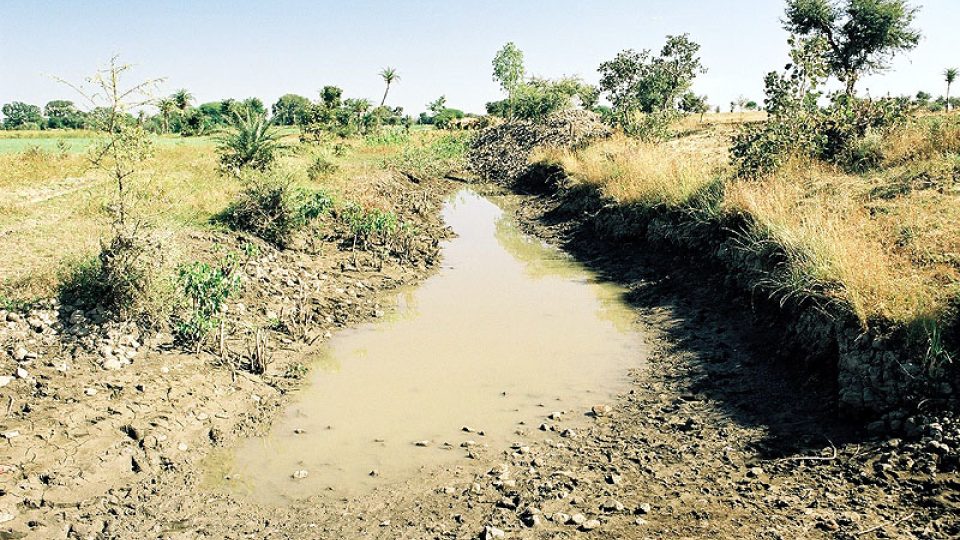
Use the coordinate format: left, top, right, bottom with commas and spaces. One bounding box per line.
220, 171, 333, 247
306, 154, 339, 180
216, 110, 286, 173
176, 254, 242, 345
341, 204, 399, 250
386, 133, 471, 178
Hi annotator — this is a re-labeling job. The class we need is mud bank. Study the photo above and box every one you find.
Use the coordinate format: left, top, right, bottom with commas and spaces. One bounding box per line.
509, 163, 958, 422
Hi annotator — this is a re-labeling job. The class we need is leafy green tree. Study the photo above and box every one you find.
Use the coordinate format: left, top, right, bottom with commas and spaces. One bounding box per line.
945, 68, 958, 112
915, 90, 932, 107
379, 67, 399, 107
320, 85, 343, 108
492, 42, 525, 97
598, 34, 705, 121
197, 101, 229, 127
428, 96, 447, 115
486, 77, 598, 121
271, 94, 312, 125
678, 92, 709, 120
44, 100, 86, 129
783, 0, 921, 95
2, 101, 43, 129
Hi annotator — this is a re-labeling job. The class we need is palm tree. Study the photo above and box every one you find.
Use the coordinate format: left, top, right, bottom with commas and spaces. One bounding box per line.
158, 98, 176, 134
171, 89, 194, 112
945, 68, 958, 113
379, 67, 399, 107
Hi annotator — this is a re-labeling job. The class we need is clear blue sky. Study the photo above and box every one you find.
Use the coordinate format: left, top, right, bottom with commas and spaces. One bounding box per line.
2, 0, 958, 116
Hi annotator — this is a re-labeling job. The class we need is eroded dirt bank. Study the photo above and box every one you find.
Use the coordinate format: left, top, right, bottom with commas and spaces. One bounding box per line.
1, 177, 958, 540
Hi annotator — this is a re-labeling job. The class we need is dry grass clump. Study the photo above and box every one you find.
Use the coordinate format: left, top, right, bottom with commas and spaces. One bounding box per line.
725, 161, 946, 325
533, 135, 724, 208
880, 116, 960, 165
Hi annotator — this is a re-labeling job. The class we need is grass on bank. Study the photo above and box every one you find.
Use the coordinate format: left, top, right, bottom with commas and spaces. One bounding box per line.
0, 128, 462, 303
534, 116, 960, 329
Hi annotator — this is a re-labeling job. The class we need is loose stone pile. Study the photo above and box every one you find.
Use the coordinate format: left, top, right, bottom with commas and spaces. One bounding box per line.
467, 109, 610, 184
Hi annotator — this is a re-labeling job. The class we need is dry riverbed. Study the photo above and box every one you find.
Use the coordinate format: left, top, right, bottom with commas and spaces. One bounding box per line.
1, 177, 958, 540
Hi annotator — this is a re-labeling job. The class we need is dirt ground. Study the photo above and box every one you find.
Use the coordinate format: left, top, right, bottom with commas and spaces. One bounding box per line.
1, 178, 958, 540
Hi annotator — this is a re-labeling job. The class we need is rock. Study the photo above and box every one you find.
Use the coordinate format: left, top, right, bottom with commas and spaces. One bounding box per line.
15, 367, 29, 379
553, 512, 570, 524
414, 440, 431, 447
521, 507, 541, 527
0, 512, 14, 523
582, 519, 601, 531
569, 513, 587, 526
0, 376, 12, 388
481, 525, 505, 539
635, 503, 652, 515
497, 497, 517, 510
600, 499, 625, 513
634, 518, 648, 526
12, 347, 28, 361
591, 404, 610, 417
549, 411, 563, 420
369, 470, 379, 477
2, 430, 20, 439
292, 470, 309, 479
461, 440, 477, 448
560, 429, 576, 438
6, 312, 22, 322
84, 388, 97, 396
101, 358, 123, 371
177, 442, 189, 451
379, 520, 390, 527
27, 317, 44, 331
606, 473, 622, 485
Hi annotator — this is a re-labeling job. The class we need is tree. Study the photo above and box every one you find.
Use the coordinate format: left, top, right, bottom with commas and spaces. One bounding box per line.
492, 42, 525, 97
320, 85, 343, 108
271, 94, 312, 125
598, 34, 705, 120
157, 98, 176, 133
783, 0, 921, 95
678, 92, 709, 121
171, 89, 193, 112
945, 68, 958, 113
2, 101, 43, 129
428, 96, 447, 115
379, 67, 399, 107
44, 100, 86, 129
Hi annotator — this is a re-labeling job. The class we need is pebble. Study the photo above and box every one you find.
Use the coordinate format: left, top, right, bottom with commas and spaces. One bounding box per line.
591, 404, 609, 416
582, 519, 601, 531
569, 513, 587, 526
292, 470, 309, 479
15, 367, 29, 379
553, 512, 570, 524
0, 376, 12, 388
414, 440, 431, 447
481, 525, 505, 540
636, 502, 652, 515
2, 430, 20, 439
12, 347, 28, 361
102, 358, 123, 371
177, 442, 189, 451
369, 470, 379, 477
84, 388, 97, 396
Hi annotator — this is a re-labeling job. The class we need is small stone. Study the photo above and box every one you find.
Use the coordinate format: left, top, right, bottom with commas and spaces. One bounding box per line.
481, 525, 505, 539
569, 513, 587, 526
99, 345, 114, 358
0, 512, 14, 524
560, 429, 576, 438
606, 473, 622, 485
379, 520, 390, 527
292, 469, 309, 479
462, 425, 475, 433
634, 518, 648, 526
177, 442, 189, 451
293, 428, 306, 435
15, 367, 29, 379
2, 430, 20, 439
369, 469, 379, 477
414, 440, 431, 447
461, 440, 477, 447
84, 388, 97, 396
591, 404, 609, 417
635, 503, 652, 515
582, 519, 601, 531
553, 512, 570, 524
0, 376, 12, 388
549, 411, 563, 420
12, 347, 28, 361
101, 358, 123, 371
600, 499, 625, 513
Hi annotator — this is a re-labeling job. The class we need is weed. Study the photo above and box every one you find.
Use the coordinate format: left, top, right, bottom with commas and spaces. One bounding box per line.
341, 204, 399, 250
220, 171, 333, 247
216, 111, 286, 174
175, 254, 242, 346
385, 132, 471, 178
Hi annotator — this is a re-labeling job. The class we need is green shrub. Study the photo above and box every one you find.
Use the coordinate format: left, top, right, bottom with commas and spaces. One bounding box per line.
306, 154, 339, 180
340, 204, 399, 250
175, 255, 242, 345
221, 172, 333, 247
216, 111, 286, 173
59, 228, 171, 323
622, 110, 681, 142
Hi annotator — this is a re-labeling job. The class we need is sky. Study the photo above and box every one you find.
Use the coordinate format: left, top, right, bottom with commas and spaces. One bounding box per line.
1, 0, 958, 116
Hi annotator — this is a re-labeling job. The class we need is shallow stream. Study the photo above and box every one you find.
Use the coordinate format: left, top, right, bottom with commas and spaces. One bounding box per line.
210, 190, 647, 502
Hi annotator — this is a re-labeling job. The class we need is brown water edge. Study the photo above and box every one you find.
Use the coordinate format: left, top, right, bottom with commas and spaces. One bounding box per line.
206, 189, 648, 503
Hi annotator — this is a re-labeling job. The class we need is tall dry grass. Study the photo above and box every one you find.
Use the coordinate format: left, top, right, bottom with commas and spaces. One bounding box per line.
533, 135, 724, 208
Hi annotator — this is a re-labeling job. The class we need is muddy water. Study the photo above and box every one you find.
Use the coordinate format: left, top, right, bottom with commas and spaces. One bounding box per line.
213, 190, 646, 502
